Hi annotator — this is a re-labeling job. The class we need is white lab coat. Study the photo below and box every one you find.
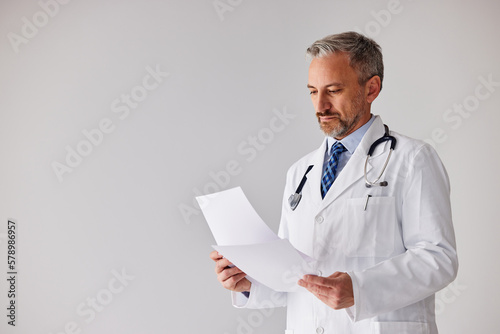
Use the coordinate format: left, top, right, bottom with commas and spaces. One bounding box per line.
232, 116, 458, 334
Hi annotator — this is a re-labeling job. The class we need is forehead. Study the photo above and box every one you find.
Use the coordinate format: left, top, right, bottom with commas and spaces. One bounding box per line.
308, 53, 358, 86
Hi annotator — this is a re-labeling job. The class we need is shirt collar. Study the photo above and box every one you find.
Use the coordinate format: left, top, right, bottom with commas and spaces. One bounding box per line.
326, 114, 375, 154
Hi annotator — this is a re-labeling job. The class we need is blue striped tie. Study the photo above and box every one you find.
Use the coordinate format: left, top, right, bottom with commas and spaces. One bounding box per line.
321, 142, 346, 199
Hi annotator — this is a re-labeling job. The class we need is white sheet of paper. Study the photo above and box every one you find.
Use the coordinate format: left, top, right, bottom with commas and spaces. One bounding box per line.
198, 186, 316, 291
196, 187, 278, 245
213, 239, 314, 292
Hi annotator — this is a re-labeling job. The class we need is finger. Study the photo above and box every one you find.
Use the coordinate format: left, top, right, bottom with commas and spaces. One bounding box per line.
221, 271, 247, 290
210, 251, 234, 266
221, 272, 247, 289
302, 275, 334, 288
218, 266, 245, 282
213, 254, 234, 266
305, 284, 332, 298
298, 279, 332, 297
330, 271, 343, 278
215, 259, 229, 274
214, 258, 232, 274
209, 250, 222, 261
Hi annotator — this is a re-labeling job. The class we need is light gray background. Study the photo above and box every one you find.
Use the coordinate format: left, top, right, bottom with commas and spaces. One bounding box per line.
1, 0, 499, 333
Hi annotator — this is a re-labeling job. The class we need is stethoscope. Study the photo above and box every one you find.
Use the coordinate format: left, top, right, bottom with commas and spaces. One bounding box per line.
364, 124, 397, 188
288, 124, 397, 210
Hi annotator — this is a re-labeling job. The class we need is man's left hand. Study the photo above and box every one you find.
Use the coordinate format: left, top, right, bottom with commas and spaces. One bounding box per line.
298, 271, 354, 310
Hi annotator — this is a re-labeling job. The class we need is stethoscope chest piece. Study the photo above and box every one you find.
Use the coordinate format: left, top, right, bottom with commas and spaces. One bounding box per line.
288, 165, 314, 211
288, 193, 302, 211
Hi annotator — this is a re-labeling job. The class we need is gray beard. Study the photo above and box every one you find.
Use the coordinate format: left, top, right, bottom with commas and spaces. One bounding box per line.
322, 111, 363, 138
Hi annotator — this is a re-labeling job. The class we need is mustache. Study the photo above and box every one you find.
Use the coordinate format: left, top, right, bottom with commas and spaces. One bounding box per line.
316, 111, 341, 118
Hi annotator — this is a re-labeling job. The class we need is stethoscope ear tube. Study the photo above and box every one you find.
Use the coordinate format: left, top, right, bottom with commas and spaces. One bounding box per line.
367, 124, 397, 155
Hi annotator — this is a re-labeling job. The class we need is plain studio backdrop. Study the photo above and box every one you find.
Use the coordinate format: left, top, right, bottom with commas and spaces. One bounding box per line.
0, 0, 499, 333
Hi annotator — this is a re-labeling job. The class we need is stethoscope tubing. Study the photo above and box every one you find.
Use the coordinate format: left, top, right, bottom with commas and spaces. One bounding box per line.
289, 124, 397, 209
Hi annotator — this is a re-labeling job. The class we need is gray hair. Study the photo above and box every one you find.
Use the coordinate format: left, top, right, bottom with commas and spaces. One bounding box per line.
306, 31, 384, 90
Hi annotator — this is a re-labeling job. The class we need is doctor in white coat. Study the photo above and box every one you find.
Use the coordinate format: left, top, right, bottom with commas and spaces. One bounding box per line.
210, 32, 458, 334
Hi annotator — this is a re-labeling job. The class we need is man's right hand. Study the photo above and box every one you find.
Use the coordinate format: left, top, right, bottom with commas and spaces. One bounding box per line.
210, 250, 251, 293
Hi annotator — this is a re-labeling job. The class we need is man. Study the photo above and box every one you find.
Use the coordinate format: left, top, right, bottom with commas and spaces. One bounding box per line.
210, 32, 458, 333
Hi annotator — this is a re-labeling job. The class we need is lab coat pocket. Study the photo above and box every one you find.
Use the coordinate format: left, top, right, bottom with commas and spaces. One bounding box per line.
343, 196, 396, 257
371, 321, 430, 334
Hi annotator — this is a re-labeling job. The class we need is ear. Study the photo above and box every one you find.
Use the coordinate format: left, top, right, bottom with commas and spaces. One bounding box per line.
365, 76, 381, 104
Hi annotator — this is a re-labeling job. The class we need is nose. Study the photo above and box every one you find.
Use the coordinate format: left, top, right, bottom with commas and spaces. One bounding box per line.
317, 91, 331, 112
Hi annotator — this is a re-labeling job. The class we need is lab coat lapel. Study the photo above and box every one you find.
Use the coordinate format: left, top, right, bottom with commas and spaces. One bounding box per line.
307, 138, 328, 209
318, 116, 387, 212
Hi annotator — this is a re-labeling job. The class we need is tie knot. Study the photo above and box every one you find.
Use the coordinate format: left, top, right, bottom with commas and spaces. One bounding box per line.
330, 142, 346, 156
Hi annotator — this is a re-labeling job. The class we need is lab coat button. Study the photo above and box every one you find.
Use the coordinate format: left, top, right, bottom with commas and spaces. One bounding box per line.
316, 327, 324, 334
315, 216, 324, 224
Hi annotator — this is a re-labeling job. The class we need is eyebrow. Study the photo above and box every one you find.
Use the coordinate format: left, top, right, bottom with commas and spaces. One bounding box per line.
307, 82, 344, 89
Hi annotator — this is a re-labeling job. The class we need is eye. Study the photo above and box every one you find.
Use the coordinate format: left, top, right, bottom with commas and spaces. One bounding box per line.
309, 90, 317, 95
328, 89, 341, 94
